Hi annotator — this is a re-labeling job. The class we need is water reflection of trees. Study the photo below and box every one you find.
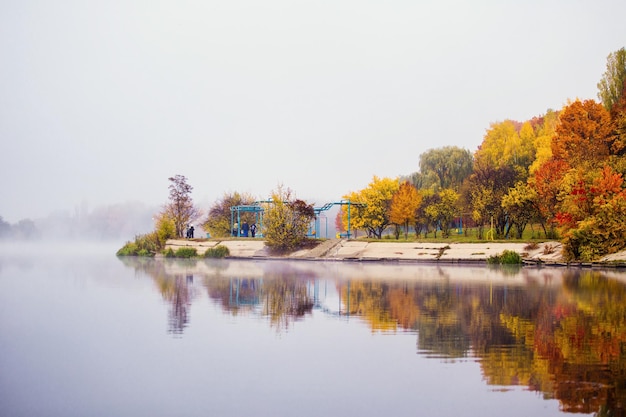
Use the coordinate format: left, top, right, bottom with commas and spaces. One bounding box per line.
340, 269, 626, 415
160, 274, 194, 335
119, 257, 626, 415
123, 258, 315, 332
204, 270, 314, 330
120, 257, 196, 335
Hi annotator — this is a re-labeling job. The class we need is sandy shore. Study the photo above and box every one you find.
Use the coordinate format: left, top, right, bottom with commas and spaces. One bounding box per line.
164, 238, 588, 263
163, 238, 626, 265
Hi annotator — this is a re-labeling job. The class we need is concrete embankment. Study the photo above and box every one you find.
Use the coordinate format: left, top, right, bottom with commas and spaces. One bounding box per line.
164, 238, 584, 264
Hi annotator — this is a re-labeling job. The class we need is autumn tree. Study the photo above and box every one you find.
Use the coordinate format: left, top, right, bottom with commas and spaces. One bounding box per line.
463, 164, 516, 239
334, 209, 345, 236
263, 186, 315, 253
154, 212, 176, 245
164, 175, 200, 238
551, 99, 614, 169
389, 181, 421, 239
338, 190, 367, 238
501, 182, 538, 239
474, 120, 535, 181
346, 176, 399, 239
531, 158, 570, 239
202, 191, 256, 238
558, 166, 626, 261
424, 188, 459, 238
529, 110, 560, 174
597, 47, 626, 113
414, 188, 435, 238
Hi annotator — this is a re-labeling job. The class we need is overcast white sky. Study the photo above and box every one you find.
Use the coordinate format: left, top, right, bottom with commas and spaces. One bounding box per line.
1, 0, 625, 223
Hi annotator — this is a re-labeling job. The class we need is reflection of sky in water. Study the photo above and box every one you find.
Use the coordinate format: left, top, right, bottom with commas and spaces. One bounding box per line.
0, 251, 603, 417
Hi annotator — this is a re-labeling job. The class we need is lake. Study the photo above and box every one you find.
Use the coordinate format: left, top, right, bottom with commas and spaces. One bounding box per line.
1, 244, 625, 416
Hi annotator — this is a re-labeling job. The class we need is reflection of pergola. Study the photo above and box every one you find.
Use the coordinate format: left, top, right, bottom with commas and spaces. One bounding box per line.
227, 277, 351, 317
230, 199, 365, 239
229, 278, 261, 307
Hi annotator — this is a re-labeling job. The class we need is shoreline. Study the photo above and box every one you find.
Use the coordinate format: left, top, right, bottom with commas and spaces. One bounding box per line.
163, 238, 626, 267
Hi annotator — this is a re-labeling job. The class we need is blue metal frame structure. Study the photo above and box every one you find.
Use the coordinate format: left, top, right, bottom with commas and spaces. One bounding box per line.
230, 199, 366, 239
313, 199, 365, 238
230, 204, 265, 237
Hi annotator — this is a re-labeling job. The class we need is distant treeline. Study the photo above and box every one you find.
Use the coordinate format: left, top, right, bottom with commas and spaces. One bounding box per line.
0, 201, 156, 241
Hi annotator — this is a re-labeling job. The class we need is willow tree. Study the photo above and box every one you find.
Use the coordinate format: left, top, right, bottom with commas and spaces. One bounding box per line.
412, 146, 473, 191
597, 47, 626, 113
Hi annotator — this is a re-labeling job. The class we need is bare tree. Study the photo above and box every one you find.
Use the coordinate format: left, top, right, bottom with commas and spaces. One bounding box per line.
165, 175, 200, 238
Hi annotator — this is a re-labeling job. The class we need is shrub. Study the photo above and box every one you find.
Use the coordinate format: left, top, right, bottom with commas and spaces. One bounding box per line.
174, 247, 197, 258
542, 243, 556, 255
204, 245, 230, 258
156, 215, 176, 245
264, 187, 315, 253
487, 250, 522, 264
116, 231, 161, 256
116, 242, 139, 256
163, 248, 175, 258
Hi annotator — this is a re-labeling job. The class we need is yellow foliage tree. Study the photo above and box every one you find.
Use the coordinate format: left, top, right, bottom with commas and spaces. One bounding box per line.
154, 211, 176, 245
339, 190, 366, 238
529, 110, 560, 174
389, 181, 421, 239
475, 120, 536, 180
343, 176, 399, 239
424, 188, 459, 238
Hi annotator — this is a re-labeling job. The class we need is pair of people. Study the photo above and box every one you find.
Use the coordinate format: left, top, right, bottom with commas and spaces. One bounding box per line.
186, 225, 195, 238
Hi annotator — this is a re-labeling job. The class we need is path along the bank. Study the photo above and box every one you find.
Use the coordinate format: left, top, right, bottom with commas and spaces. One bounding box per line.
164, 238, 585, 264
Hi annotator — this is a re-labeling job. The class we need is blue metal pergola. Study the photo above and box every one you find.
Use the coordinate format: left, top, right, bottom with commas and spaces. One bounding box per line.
230, 204, 265, 237
230, 199, 365, 239
313, 199, 366, 239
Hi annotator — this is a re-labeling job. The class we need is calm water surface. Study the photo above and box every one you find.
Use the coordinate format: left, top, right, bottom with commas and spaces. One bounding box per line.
2, 245, 626, 416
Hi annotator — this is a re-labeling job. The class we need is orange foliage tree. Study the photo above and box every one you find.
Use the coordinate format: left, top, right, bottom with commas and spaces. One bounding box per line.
551, 99, 614, 169
530, 159, 569, 238
389, 181, 421, 239
558, 166, 626, 260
